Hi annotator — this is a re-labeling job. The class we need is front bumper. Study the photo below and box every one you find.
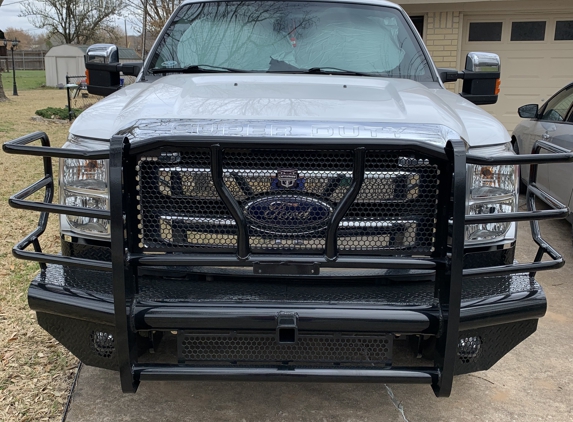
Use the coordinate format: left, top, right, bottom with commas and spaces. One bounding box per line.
30, 263, 545, 379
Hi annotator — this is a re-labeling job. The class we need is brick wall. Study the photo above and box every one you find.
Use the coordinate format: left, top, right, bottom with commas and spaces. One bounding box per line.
424, 11, 461, 91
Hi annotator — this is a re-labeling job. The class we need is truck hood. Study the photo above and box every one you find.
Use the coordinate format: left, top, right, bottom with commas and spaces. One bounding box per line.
71, 73, 509, 147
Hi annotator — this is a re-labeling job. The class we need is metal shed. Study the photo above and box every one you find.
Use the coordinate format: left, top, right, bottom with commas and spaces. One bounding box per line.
44, 45, 141, 87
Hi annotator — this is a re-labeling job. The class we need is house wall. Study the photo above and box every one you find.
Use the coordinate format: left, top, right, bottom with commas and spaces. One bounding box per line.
423, 11, 461, 91
399, 0, 573, 130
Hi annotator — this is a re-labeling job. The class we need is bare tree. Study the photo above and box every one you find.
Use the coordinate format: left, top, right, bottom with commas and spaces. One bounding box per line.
21, 0, 125, 45
4, 28, 35, 50
126, 0, 183, 38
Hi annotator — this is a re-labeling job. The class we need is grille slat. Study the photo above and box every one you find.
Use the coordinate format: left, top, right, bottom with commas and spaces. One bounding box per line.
137, 148, 440, 254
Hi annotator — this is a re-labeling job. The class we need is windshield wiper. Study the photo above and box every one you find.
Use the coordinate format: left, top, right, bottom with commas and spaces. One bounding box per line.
267, 63, 385, 77
306, 67, 380, 77
150, 64, 249, 74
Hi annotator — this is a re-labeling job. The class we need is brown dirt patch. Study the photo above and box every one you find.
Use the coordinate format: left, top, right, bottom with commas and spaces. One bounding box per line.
0, 89, 80, 421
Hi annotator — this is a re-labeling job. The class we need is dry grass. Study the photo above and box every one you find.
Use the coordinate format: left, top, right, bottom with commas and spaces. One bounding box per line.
0, 90, 80, 421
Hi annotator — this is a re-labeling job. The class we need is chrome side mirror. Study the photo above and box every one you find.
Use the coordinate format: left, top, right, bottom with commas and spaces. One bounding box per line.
85, 44, 121, 97
459, 52, 501, 105
437, 52, 501, 105
465, 52, 500, 72
86, 44, 119, 64
518, 104, 539, 119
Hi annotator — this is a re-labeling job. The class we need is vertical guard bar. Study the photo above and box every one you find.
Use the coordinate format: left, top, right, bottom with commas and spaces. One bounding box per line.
433, 140, 466, 397
526, 140, 565, 278
325, 148, 366, 260
25, 132, 54, 270
210, 144, 250, 259
110, 135, 139, 393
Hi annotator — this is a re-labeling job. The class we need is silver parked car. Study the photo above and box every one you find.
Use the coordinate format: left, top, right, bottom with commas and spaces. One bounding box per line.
513, 83, 573, 238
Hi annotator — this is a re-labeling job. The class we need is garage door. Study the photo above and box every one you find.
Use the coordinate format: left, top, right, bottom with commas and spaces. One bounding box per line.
461, 15, 573, 132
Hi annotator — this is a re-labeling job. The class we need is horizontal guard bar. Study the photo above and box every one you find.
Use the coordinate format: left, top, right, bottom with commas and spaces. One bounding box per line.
464, 208, 568, 224
132, 254, 437, 269
134, 305, 435, 333
467, 140, 573, 165
467, 152, 573, 166
134, 365, 437, 384
9, 175, 111, 219
3, 132, 109, 159
528, 184, 568, 211
463, 259, 563, 278
10, 199, 111, 219
13, 247, 112, 271
128, 136, 449, 158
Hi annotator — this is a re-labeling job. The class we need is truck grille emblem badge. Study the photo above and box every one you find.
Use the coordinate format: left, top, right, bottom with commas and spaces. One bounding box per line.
272, 169, 305, 190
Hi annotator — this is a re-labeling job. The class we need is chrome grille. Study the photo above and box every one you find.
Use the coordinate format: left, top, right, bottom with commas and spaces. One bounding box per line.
137, 148, 440, 254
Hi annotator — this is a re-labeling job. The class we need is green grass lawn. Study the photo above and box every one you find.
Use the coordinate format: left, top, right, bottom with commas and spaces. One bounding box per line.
1, 70, 47, 91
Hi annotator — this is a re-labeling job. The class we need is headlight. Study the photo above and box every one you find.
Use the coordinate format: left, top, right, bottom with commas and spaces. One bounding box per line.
466, 143, 518, 244
60, 134, 110, 237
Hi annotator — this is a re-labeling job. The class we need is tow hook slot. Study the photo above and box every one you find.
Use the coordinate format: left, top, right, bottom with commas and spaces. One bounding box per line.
276, 312, 298, 344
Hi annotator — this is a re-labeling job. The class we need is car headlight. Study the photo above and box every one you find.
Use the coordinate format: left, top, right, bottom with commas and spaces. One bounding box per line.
466, 143, 518, 244
60, 134, 110, 237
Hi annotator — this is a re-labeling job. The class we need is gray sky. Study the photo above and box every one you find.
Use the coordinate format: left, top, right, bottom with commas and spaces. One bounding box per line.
1, 0, 39, 32
1, 1, 138, 34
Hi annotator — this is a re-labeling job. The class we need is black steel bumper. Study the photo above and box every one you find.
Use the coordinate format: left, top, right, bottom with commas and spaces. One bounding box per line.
30, 264, 547, 334
4, 132, 572, 397
28, 264, 545, 387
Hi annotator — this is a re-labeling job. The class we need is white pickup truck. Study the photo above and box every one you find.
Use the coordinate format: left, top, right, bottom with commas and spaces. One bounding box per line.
4, 0, 572, 397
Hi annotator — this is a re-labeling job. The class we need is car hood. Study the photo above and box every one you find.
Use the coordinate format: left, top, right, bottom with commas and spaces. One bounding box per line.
71, 73, 509, 147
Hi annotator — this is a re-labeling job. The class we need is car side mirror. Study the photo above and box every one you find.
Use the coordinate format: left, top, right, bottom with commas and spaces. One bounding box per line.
518, 104, 539, 119
85, 44, 142, 97
459, 52, 501, 105
437, 52, 501, 106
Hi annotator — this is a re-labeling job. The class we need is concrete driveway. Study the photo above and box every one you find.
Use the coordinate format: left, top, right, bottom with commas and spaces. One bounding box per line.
64, 217, 573, 422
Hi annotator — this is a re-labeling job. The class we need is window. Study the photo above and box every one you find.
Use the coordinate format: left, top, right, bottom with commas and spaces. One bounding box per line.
555, 21, 573, 41
148, 1, 435, 81
511, 21, 546, 41
541, 88, 573, 122
410, 16, 424, 38
468, 22, 502, 41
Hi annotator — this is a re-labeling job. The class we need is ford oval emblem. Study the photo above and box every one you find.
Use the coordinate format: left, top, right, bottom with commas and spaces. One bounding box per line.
244, 195, 332, 234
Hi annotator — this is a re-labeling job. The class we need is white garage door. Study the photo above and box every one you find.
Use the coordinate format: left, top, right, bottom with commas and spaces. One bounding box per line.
461, 15, 573, 132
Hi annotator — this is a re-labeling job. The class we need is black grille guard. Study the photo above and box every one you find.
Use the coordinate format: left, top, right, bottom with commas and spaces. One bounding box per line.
4, 132, 573, 396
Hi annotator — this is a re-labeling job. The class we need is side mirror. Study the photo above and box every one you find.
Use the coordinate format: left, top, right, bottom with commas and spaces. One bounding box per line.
518, 104, 539, 119
85, 44, 142, 97
459, 52, 501, 105
86, 44, 119, 64
436, 52, 501, 105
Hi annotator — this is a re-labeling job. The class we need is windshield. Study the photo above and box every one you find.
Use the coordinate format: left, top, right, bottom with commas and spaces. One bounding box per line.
148, 1, 434, 81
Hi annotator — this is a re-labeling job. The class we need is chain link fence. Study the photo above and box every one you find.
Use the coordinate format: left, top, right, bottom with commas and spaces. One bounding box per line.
65, 74, 137, 121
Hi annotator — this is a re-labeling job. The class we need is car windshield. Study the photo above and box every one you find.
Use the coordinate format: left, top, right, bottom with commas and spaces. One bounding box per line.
148, 1, 434, 81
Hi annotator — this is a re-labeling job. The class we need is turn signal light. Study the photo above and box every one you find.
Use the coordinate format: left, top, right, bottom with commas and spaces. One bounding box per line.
495, 78, 501, 95
85, 69, 90, 85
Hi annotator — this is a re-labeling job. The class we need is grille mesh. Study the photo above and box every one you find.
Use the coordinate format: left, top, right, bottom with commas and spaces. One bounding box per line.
179, 333, 391, 364
136, 148, 440, 254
